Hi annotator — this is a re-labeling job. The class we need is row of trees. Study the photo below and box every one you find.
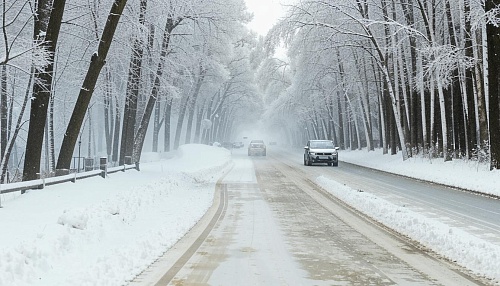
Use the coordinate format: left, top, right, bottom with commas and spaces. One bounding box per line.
260, 0, 500, 169
0, 0, 264, 183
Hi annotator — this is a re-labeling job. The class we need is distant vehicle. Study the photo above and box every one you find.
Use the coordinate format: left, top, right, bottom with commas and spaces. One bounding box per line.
221, 142, 233, 149
232, 142, 244, 148
304, 140, 339, 166
269, 141, 277, 146
248, 140, 266, 156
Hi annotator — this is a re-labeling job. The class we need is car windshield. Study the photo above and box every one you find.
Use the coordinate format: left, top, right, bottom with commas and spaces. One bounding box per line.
310, 141, 334, 149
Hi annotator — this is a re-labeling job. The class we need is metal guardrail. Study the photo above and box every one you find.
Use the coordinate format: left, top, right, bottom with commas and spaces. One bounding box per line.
0, 162, 139, 196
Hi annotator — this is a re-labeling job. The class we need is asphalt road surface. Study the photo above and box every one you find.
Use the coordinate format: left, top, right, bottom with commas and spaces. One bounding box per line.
131, 148, 492, 285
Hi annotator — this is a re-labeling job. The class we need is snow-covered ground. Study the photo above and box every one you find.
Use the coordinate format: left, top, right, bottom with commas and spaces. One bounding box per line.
321, 149, 500, 284
0, 145, 233, 286
339, 149, 500, 198
0, 145, 499, 285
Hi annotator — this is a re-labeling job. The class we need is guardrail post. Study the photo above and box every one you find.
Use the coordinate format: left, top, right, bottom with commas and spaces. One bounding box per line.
72, 172, 76, 183
135, 162, 140, 171
124, 156, 132, 165
100, 157, 108, 178
36, 173, 44, 189
84, 158, 94, 171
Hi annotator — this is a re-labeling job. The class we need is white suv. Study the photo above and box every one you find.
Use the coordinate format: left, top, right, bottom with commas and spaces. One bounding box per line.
304, 140, 339, 166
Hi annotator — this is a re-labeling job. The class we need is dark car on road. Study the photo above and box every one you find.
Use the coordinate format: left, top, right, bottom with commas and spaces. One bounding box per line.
248, 140, 266, 156
304, 140, 339, 166
221, 142, 233, 149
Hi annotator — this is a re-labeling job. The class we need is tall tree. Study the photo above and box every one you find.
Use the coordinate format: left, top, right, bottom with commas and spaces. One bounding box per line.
56, 0, 127, 171
1, 65, 6, 161
132, 16, 182, 162
23, 0, 67, 181
486, 0, 500, 169
119, 0, 147, 165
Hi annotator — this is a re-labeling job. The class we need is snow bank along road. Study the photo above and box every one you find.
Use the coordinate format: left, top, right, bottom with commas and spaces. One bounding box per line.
132, 148, 492, 285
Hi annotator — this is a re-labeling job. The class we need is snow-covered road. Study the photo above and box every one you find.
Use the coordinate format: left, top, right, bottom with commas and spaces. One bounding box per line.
137, 148, 487, 285
2, 144, 498, 285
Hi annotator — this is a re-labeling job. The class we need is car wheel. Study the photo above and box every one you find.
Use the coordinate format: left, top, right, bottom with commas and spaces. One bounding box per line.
303, 156, 307, 165
333, 161, 338, 167
307, 156, 312, 166
328, 162, 332, 166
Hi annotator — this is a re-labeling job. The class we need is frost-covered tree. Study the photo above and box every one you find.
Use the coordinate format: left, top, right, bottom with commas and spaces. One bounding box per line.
486, 0, 500, 169
56, 0, 128, 171
264, 0, 497, 164
23, 0, 67, 181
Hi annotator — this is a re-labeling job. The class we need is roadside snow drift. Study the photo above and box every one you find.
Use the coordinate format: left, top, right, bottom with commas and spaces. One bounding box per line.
0, 144, 232, 286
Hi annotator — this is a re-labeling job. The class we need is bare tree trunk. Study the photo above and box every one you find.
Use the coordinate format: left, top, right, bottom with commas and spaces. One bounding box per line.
112, 94, 121, 164
373, 61, 387, 152
44, 100, 50, 175
185, 69, 205, 144
87, 110, 92, 158
486, 0, 500, 169
184, 103, 195, 144
56, 0, 127, 171
464, 1, 478, 159
1, 67, 33, 182
50, 93, 56, 172
1, 65, 6, 161
173, 94, 190, 149
473, 29, 489, 157
357, 54, 374, 151
204, 91, 219, 144
429, 77, 436, 156
164, 97, 173, 152
401, 0, 421, 154
149, 23, 161, 153
417, 56, 429, 155
436, 70, 451, 161
324, 95, 338, 144
311, 111, 320, 139
381, 0, 393, 155
194, 103, 205, 143
103, 68, 113, 158
23, 0, 67, 181
119, 0, 147, 165
336, 50, 346, 150
152, 100, 161, 152
1, 1, 9, 161
133, 17, 182, 162
345, 94, 351, 150
444, 0, 465, 158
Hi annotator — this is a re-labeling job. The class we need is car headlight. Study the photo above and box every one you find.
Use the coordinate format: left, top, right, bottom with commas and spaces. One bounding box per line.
309, 152, 316, 155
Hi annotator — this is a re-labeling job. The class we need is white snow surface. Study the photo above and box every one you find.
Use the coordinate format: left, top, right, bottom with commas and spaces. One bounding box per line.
0, 144, 232, 286
0, 145, 499, 285
322, 149, 500, 284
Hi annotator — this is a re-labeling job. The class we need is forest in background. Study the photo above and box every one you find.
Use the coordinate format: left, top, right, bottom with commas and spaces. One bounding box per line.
262, 0, 500, 169
1, 0, 264, 183
1, 0, 500, 184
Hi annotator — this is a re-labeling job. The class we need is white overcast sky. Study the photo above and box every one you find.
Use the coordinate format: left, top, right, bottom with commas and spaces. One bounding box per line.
244, 0, 286, 36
